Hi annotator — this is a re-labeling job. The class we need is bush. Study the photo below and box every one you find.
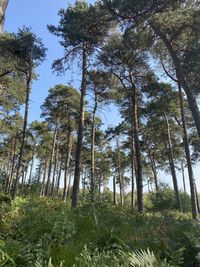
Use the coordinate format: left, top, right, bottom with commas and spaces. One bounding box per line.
148, 185, 191, 212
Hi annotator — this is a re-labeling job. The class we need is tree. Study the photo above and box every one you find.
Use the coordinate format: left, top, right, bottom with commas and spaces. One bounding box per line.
41, 84, 80, 199
100, 30, 151, 212
48, 1, 112, 207
0, 27, 47, 198
102, 0, 200, 137
143, 82, 184, 211
87, 70, 114, 202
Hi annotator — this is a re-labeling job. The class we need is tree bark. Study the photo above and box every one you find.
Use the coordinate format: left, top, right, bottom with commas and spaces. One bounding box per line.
12, 73, 31, 199
37, 162, 42, 183
90, 95, 98, 202
148, 150, 158, 192
164, 111, 182, 211
181, 162, 186, 193
113, 176, 117, 205
63, 128, 73, 201
116, 138, 124, 206
28, 145, 35, 185
67, 171, 72, 198
55, 161, 62, 197
5, 136, 17, 193
45, 126, 58, 196
72, 42, 87, 208
51, 141, 59, 197
178, 82, 198, 219
40, 159, 48, 197
195, 184, 200, 214
131, 85, 143, 212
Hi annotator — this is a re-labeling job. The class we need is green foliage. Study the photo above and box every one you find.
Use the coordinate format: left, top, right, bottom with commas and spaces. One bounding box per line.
48, 1, 112, 72
0, 197, 200, 266
75, 246, 169, 267
0, 27, 47, 72
148, 185, 191, 212
0, 241, 15, 266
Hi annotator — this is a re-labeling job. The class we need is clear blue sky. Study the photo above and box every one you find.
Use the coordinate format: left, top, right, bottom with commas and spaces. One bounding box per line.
4, 0, 200, 193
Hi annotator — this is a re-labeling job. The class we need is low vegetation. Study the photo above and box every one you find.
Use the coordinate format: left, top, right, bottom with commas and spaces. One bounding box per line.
0, 192, 200, 266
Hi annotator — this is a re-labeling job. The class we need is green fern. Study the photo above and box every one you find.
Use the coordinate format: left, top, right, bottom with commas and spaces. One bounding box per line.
35, 257, 63, 267
0, 244, 15, 266
120, 249, 172, 267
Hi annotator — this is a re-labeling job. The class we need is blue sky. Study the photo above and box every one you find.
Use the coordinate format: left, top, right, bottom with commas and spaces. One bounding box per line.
4, 0, 200, 193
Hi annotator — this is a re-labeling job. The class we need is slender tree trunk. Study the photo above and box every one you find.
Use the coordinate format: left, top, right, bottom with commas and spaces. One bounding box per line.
12, 73, 31, 199
195, 184, 200, 214
51, 141, 59, 196
55, 161, 62, 197
181, 162, 186, 193
131, 85, 143, 212
67, 171, 72, 198
164, 111, 182, 211
151, 23, 200, 137
28, 146, 35, 185
37, 162, 42, 183
82, 168, 86, 200
113, 176, 117, 205
5, 139, 14, 191
40, 159, 48, 197
45, 127, 58, 196
72, 42, 87, 208
130, 114, 136, 209
63, 128, 72, 201
178, 83, 198, 218
91, 96, 98, 202
21, 162, 28, 194
116, 138, 124, 206
148, 151, 158, 192
131, 136, 135, 209
5, 136, 17, 193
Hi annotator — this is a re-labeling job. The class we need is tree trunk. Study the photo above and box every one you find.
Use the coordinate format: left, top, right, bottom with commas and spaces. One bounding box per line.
131, 85, 143, 212
67, 171, 72, 198
181, 162, 186, 193
90, 96, 98, 202
5, 136, 17, 193
28, 145, 35, 185
195, 184, 200, 214
151, 23, 200, 137
40, 159, 48, 197
72, 42, 87, 208
148, 150, 158, 192
51, 141, 59, 197
0, 0, 9, 32
178, 83, 198, 218
21, 161, 28, 194
116, 138, 124, 206
131, 137, 135, 209
113, 176, 117, 205
37, 162, 42, 183
12, 73, 31, 199
55, 161, 62, 197
45, 126, 58, 196
164, 111, 182, 211
63, 128, 72, 201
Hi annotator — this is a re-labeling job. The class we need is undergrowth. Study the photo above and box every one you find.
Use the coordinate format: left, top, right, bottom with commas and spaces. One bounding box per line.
0, 196, 200, 266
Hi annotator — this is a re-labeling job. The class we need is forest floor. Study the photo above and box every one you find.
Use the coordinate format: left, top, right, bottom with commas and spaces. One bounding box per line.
0, 196, 200, 266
